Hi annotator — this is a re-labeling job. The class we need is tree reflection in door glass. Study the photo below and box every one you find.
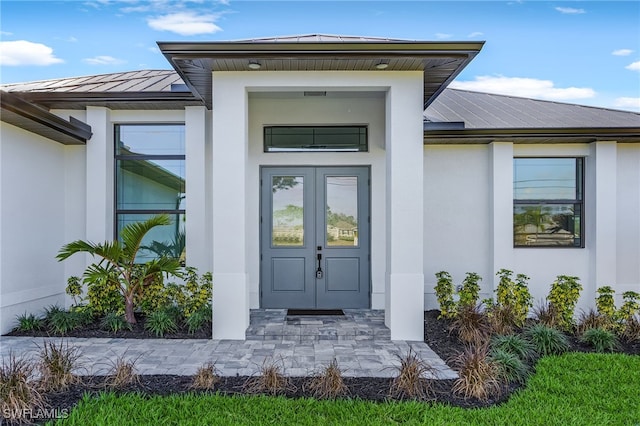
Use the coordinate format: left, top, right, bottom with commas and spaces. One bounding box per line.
272, 176, 304, 246
326, 176, 358, 247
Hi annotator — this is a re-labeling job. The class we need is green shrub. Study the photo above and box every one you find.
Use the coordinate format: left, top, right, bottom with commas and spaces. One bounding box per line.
525, 324, 569, 356
547, 275, 582, 330
101, 313, 132, 333
185, 306, 212, 334
15, 313, 44, 332
86, 273, 124, 316
616, 291, 640, 322
491, 334, 537, 362
176, 268, 213, 319
458, 272, 482, 308
490, 348, 529, 384
595, 286, 616, 319
144, 309, 177, 337
434, 271, 456, 319
580, 327, 619, 353
65, 276, 84, 306
495, 269, 533, 327
47, 310, 81, 335
137, 273, 171, 315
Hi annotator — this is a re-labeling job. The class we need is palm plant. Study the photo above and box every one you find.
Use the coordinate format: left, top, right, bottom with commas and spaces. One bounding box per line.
56, 214, 182, 325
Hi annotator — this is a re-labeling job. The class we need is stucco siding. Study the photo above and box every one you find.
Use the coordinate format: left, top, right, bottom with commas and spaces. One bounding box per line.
616, 144, 640, 301
0, 123, 78, 333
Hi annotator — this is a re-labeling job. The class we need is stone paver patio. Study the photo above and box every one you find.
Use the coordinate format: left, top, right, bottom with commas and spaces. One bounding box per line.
0, 310, 456, 379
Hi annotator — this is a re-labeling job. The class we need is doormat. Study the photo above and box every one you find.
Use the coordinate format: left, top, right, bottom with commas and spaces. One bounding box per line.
287, 309, 344, 316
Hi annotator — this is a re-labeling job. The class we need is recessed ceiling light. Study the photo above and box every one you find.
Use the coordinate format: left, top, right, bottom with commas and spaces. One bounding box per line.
375, 61, 389, 70
248, 61, 262, 70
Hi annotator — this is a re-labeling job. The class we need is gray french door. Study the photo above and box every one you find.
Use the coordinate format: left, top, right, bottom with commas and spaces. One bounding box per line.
260, 167, 370, 309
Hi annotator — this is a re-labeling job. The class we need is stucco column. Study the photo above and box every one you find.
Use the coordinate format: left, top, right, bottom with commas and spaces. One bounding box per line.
490, 142, 514, 282
211, 74, 249, 339
185, 106, 211, 272
384, 74, 424, 341
590, 141, 617, 301
85, 107, 113, 242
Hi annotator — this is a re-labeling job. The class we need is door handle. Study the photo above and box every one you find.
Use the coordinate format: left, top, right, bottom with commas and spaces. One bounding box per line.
316, 247, 323, 279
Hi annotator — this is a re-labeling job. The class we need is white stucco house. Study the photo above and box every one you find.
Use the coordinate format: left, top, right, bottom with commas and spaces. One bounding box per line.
1, 34, 639, 340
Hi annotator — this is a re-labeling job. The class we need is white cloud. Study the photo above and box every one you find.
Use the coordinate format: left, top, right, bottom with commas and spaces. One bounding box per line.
83, 55, 125, 65
0, 31, 13, 36
625, 61, 640, 71
467, 32, 483, 38
0, 40, 64, 66
613, 97, 640, 111
148, 46, 160, 54
435, 33, 452, 40
450, 75, 596, 101
555, 7, 586, 14
612, 49, 633, 56
147, 11, 222, 35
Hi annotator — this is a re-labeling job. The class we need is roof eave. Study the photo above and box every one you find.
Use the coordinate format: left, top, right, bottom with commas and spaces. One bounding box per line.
0, 91, 92, 145
424, 127, 640, 144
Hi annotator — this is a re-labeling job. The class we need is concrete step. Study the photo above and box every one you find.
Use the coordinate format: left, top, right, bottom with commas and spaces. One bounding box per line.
245, 309, 391, 343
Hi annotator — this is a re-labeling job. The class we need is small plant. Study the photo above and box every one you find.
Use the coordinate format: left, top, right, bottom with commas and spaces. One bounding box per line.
532, 300, 559, 328
547, 275, 582, 330
451, 344, 502, 401
185, 306, 212, 334
388, 349, 435, 400
491, 334, 537, 363
65, 276, 84, 306
0, 352, 46, 424
458, 272, 482, 308
47, 310, 81, 335
576, 308, 610, 335
106, 355, 140, 388
595, 286, 616, 319
190, 362, 220, 390
37, 340, 82, 392
101, 312, 132, 333
524, 324, 569, 357
144, 309, 178, 337
434, 271, 456, 319
495, 269, 533, 326
306, 358, 349, 400
620, 314, 640, 343
486, 304, 518, 335
243, 358, 294, 396
15, 313, 44, 332
616, 291, 640, 322
580, 327, 619, 353
490, 348, 529, 384
450, 303, 490, 345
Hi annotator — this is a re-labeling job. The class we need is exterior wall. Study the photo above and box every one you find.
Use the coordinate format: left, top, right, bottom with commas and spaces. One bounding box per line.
0, 122, 85, 334
423, 141, 639, 314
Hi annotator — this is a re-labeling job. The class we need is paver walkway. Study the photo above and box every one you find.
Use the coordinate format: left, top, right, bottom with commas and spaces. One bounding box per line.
0, 310, 457, 379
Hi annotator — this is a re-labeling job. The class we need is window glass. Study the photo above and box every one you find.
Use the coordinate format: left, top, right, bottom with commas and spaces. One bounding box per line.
326, 176, 359, 247
265, 126, 367, 152
513, 158, 583, 248
115, 124, 185, 262
272, 176, 304, 246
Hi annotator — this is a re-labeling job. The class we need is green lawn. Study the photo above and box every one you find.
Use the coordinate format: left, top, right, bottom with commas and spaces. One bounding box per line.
52, 353, 640, 426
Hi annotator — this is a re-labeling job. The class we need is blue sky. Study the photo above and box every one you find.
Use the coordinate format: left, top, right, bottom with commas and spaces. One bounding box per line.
1, 1, 639, 111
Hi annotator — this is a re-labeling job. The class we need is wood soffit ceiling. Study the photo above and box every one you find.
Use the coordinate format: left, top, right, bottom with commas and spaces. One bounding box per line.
157, 41, 485, 110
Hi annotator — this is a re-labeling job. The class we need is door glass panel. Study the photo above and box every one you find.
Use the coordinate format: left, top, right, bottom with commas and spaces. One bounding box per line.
272, 176, 304, 246
326, 176, 358, 247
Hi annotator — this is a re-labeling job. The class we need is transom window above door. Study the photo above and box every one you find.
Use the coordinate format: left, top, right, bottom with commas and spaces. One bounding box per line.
264, 126, 368, 152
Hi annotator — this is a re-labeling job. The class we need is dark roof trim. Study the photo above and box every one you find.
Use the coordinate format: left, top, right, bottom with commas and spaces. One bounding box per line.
1, 91, 92, 145
424, 127, 640, 144
18, 91, 202, 104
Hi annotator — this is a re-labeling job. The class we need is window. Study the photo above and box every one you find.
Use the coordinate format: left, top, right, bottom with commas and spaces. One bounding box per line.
264, 126, 367, 152
115, 124, 185, 262
513, 158, 583, 247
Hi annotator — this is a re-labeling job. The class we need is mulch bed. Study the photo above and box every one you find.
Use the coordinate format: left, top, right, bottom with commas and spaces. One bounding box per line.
5, 310, 639, 424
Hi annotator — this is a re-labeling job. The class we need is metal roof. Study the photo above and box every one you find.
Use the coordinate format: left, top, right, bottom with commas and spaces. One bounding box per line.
424, 89, 640, 144
158, 36, 484, 110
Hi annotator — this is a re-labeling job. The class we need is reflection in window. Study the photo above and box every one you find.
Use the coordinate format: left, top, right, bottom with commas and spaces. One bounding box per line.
326, 176, 358, 247
115, 124, 186, 262
272, 176, 304, 246
513, 158, 583, 247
